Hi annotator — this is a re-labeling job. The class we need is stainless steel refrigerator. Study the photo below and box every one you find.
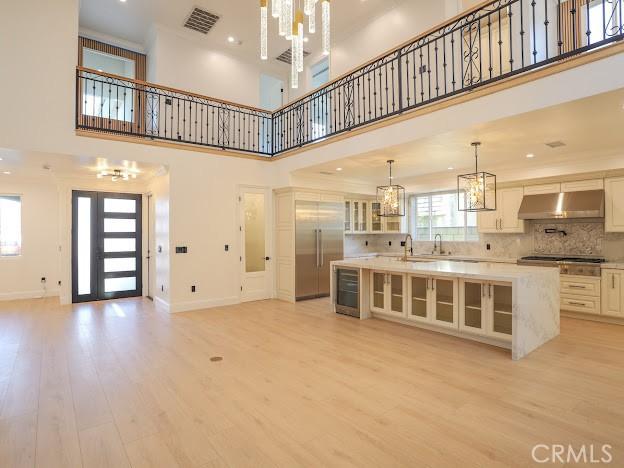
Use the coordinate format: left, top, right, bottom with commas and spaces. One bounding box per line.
295, 201, 344, 301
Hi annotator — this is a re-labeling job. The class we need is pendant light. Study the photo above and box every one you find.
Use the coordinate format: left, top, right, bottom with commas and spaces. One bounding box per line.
457, 142, 497, 212
260, 0, 268, 60
377, 160, 406, 217
321, 0, 330, 56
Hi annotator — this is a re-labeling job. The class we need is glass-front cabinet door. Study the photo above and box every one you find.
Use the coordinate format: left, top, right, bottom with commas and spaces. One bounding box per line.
370, 271, 405, 317
384, 216, 402, 233
371, 202, 383, 232
408, 275, 429, 322
371, 271, 386, 313
345, 201, 352, 232
460, 280, 486, 335
431, 277, 458, 328
389, 274, 405, 315
360, 201, 368, 232
489, 283, 513, 340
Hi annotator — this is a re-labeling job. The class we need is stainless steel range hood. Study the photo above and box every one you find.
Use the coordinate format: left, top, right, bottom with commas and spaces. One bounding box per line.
518, 189, 605, 220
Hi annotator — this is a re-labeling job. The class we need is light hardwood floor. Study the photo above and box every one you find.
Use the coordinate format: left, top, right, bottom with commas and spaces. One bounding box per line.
0, 296, 623, 467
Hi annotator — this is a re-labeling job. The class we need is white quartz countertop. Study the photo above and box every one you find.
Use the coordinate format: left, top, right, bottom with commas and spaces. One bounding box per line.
345, 253, 519, 264
332, 257, 558, 282
603, 262, 624, 269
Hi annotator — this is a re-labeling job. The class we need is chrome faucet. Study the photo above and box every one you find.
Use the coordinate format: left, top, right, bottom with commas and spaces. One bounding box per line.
433, 233, 445, 255
402, 234, 413, 261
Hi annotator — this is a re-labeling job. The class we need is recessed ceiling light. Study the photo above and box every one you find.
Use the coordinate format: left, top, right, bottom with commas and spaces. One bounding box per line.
303, 37, 309, 42
526, 153, 535, 158
2, 171, 10, 175
336, 167, 343, 171
447, 166, 454, 170
227, 36, 236, 43
119, 0, 127, 3
0, 157, 3, 161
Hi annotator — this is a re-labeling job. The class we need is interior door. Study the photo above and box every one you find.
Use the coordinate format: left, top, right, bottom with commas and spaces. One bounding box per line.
318, 202, 344, 297
72, 191, 142, 303
240, 187, 271, 302
295, 201, 319, 300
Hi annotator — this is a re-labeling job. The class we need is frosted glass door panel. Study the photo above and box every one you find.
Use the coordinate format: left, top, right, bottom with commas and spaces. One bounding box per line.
104, 198, 136, 213
410, 276, 428, 319
105, 277, 137, 293
373, 272, 385, 309
104, 238, 136, 253
243, 192, 266, 273
77, 197, 92, 296
463, 282, 483, 329
104, 257, 136, 273
390, 275, 403, 313
104, 218, 136, 233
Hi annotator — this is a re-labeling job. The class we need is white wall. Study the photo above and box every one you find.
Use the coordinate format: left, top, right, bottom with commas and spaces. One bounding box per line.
147, 25, 287, 109
0, 176, 60, 300
148, 171, 171, 308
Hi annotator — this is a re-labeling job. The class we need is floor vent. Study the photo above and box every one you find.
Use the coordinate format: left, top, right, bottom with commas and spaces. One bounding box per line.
276, 48, 311, 65
545, 140, 566, 148
184, 8, 220, 34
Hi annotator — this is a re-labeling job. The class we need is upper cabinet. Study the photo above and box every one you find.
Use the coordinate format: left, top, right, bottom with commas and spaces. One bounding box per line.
345, 199, 405, 234
561, 179, 604, 192
477, 187, 525, 234
606, 177, 624, 232
523, 183, 561, 195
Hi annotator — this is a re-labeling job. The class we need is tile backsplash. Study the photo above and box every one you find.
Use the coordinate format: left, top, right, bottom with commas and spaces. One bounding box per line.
345, 219, 624, 260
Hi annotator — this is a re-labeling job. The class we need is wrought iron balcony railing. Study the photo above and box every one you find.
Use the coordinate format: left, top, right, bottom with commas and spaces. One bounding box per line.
76, 0, 624, 158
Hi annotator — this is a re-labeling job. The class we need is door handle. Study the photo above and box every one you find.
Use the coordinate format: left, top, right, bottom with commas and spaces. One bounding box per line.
315, 229, 319, 268
613, 274, 616, 290
489, 284, 492, 298
319, 229, 324, 266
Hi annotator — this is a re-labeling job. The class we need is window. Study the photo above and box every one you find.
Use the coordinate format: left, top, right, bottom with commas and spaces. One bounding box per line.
0, 195, 22, 256
82, 48, 136, 122
408, 192, 478, 242
311, 57, 330, 88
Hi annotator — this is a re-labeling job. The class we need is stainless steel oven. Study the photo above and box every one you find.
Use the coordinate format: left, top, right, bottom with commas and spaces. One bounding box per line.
335, 268, 360, 318
517, 255, 605, 276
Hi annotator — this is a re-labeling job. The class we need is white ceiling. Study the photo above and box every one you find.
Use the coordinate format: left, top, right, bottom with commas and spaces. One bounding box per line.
79, 0, 408, 71
293, 88, 624, 190
0, 149, 165, 181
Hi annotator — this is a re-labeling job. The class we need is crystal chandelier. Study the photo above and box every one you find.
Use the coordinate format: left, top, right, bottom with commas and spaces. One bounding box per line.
377, 160, 406, 217
457, 142, 497, 212
262, 0, 331, 88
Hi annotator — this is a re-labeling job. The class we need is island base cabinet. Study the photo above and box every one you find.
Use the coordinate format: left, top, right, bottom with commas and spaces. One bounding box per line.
459, 280, 487, 335
370, 271, 406, 318
460, 280, 513, 341
488, 283, 513, 341
407, 276, 458, 328
431, 278, 459, 328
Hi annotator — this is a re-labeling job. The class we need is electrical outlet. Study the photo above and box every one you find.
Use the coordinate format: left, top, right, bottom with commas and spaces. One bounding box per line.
58, 281, 61, 286
191, 285, 196, 293
41, 277, 46, 283
225, 245, 229, 251
388, 241, 392, 246
161, 285, 164, 292
365, 241, 369, 246
400, 241, 406, 247
486, 243, 491, 251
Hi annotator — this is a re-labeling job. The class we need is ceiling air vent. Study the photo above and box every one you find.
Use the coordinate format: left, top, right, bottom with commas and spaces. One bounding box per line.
276, 48, 311, 65
319, 171, 334, 176
545, 141, 566, 148
184, 8, 220, 34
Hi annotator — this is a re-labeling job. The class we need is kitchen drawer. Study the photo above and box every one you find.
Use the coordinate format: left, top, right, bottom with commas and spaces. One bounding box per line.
560, 276, 601, 297
561, 294, 601, 315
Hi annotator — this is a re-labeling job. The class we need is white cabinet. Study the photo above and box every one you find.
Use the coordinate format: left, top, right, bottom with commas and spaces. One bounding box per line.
370, 271, 405, 318
407, 275, 458, 328
560, 275, 601, 316
602, 269, 624, 318
459, 280, 512, 340
605, 177, 624, 232
477, 187, 525, 234
345, 199, 403, 233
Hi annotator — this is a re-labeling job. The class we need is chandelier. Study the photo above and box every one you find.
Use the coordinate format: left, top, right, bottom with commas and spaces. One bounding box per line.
96, 169, 137, 182
457, 142, 496, 212
377, 160, 406, 217
261, 0, 331, 88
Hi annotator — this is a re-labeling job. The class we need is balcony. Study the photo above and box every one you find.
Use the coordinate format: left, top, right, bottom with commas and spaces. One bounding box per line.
76, 0, 624, 158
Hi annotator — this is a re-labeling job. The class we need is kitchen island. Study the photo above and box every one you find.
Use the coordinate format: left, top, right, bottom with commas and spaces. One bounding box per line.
331, 257, 560, 360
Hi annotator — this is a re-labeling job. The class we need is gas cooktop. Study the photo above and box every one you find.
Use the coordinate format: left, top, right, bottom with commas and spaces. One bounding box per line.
520, 256, 606, 264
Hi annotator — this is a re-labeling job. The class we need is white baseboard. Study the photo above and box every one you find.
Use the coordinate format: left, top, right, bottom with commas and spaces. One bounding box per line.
170, 296, 240, 313
153, 296, 171, 312
0, 289, 60, 301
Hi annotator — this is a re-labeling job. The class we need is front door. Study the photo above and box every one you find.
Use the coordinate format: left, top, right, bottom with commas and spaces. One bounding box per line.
239, 187, 271, 302
72, 191, 143, 303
